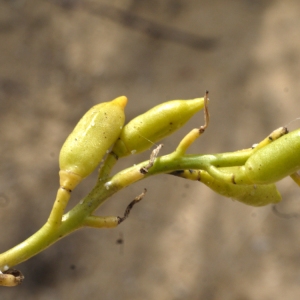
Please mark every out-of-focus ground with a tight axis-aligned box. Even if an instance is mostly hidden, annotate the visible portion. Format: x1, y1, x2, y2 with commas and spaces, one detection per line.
1, 0, 300, 299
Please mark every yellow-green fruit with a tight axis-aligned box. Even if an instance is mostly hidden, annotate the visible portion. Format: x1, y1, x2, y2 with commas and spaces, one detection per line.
59, 96, 127, 189
112, 98, 205, 157
201, 167, 282, 206
170, 168, 281, 206
240, 128, 300, 184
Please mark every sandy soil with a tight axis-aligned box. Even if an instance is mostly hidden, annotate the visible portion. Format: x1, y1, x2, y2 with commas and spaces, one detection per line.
1, 0, 300, 299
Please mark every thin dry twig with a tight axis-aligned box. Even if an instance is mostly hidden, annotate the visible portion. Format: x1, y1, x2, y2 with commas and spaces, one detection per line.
118, 189, 147, 224
140, 144, 163, 174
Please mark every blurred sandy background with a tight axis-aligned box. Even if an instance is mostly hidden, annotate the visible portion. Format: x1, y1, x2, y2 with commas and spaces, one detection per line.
1, 0, 300, 299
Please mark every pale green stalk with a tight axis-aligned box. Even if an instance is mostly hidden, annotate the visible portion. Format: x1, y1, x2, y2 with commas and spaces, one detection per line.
0, 149, 252, 271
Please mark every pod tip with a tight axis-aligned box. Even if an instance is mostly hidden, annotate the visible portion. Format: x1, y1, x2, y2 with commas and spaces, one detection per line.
113, 96, 128, 109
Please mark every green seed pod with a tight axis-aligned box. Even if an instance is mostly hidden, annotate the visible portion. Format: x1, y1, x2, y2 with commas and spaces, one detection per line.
112, 97, 205, 157
171, 168, 281, 206
205, 167, 281, 206
234, 183, 281, 206
234, 128, 300, 185
59, 96, 127, 190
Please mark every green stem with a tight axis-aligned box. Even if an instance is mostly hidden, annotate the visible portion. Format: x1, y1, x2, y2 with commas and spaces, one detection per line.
98, 151, 118, 181
0, 149, 252, 271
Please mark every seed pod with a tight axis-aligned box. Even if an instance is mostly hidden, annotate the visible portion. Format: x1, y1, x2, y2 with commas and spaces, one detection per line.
204, 167, 281, 206
170, 168, 281, 206
59, 96, 127, 190
112, 97, 205, 157
234, 128, 300, 184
